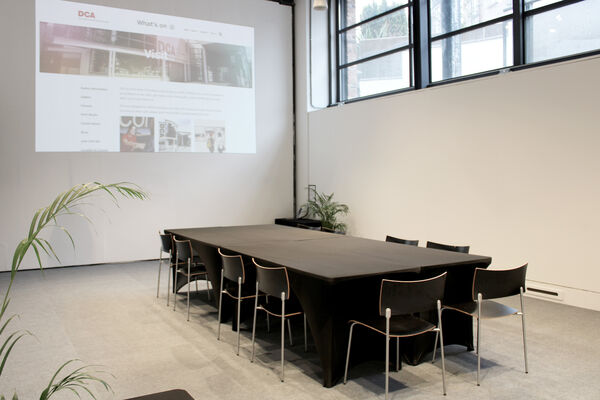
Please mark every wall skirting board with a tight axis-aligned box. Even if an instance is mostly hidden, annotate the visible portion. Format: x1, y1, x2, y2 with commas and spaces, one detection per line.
525, 280, 600, 312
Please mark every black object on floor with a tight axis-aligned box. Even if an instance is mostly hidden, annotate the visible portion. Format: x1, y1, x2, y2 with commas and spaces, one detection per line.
125, 389, 194, 400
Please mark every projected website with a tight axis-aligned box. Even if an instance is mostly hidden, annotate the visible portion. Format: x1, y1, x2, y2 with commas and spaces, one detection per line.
35, 0, 255, 153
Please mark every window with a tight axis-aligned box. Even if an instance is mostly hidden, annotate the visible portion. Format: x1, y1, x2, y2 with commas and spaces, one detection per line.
429, 0, 514, 82
334, 0, 600, 102
524, 0, 600, 63
337, 0, 413, 101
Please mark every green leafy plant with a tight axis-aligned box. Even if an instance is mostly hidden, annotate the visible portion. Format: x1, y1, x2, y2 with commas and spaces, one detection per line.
0, 182, 148, 399
305, 190, 349, 233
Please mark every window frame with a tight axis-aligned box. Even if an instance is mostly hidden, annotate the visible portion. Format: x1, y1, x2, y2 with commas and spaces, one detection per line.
335, 1, 416, 102
428, 0, 516, 83
332, 0, 600, 104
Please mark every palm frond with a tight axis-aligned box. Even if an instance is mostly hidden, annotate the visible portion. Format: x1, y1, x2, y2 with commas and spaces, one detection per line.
304, 189, 349, 233
0, 330, 31, 376
0, 181, 147, 393
39, 360, 113, 400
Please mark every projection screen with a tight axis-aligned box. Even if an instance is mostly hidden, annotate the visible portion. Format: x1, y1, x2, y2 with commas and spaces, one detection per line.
35, 0, 255, 153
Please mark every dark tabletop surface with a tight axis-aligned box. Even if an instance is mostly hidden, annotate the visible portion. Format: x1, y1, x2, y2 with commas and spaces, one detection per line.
167, 225, 491, 282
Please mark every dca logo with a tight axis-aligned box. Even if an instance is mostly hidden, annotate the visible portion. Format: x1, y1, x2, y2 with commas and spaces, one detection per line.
78, 10, 96, 18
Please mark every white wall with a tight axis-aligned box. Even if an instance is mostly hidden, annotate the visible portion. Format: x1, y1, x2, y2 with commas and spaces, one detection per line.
0, 0, 294, 271
295, 1, 600, 310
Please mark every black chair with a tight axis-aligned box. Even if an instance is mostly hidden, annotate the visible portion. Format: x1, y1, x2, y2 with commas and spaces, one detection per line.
157, 232, 176, 301
344, 273, 448, 398
426, 241, 470, 253
217, 248, 267, 356
251, 258, 307, 382
438, 264, 528, 386
172, 238, 211, 321
385, 235, 419, 246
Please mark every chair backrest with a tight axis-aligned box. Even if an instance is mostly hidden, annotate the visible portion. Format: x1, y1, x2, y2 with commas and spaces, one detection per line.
159, 232, 173, 253
473, 264, 528, 300
173, 236, 192, 262
252, 258, 291, 299
218, 248, 246, 283
379, 272, 447, 316
173, 238, 192, 262
385, 235, 419, 246
426, 241, 470, 254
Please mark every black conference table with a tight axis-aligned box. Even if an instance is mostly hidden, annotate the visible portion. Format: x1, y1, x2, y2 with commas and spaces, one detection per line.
166, 224, 491, 387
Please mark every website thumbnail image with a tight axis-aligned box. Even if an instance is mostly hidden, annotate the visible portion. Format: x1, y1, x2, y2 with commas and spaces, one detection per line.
40, 22, 253, 89
120, 116, 226, 153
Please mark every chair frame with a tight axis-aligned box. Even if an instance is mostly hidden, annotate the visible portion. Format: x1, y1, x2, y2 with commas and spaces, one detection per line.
385, 235, 419, 246
344, 273, 448, 398
438, 264, 528, 386
426, 240, 470, 253
217, 248, 268, 356
250, 258, 307, 382
172, 238, 210, 321
157, 231, 175, 301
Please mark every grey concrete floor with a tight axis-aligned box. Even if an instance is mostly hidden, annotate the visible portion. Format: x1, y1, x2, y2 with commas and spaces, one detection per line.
1, 261, 599, 399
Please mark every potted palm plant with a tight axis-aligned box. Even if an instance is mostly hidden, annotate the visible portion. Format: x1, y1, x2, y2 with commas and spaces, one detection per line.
1, 182, 148, 399
305, 190, 349, 234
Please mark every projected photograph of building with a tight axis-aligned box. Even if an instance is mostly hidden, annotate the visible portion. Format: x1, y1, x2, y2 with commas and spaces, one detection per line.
39, 22, 253, 87
158, 118, 193, 152
194, 121, 226, 153
119, 116, 154, 152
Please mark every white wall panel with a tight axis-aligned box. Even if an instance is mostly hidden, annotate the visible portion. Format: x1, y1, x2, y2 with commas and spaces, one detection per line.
0, 0, 294, 270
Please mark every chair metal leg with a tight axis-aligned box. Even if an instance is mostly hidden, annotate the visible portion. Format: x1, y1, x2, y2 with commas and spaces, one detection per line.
520, 287, 528, 374
303, 314, 308, 352
266, 295, 270, 333
186, 259, 191, 321
157, 250, 162, 298
344, 323, 355, 384
166, 258, 172, 307
437, 300, 447, 395
385, 308, 391, 400
251, 281, 259, 363
287, 319, 293, 346
173, 259, 179, 311
236, 277, 242, 356
280, 292, 286, 382
396, 337, 400, 372
206, 278, 211, 301
432, 329, 440, 363
195, 280, 198, 293
217, 270, 224, 340
477, 293, 482, 386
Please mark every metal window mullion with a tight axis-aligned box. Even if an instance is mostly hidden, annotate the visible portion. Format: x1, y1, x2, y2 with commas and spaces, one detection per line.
409, 3, 414, 87
414, 0, 430, 89
430, 14, 513, 42
328, 0, 334, 105
339, 2, 412, 33
513, 0, 524, 66
337, 0, 344, 102
338, 44, 413, 70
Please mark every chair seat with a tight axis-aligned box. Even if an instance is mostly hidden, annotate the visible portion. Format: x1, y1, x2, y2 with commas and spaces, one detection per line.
176, 263, 208, 278
445, 300, 518, 319
175, 255, 203, 265
223, 283, 263, 300
258, 298, 303, 317
350, 315, 436, 338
